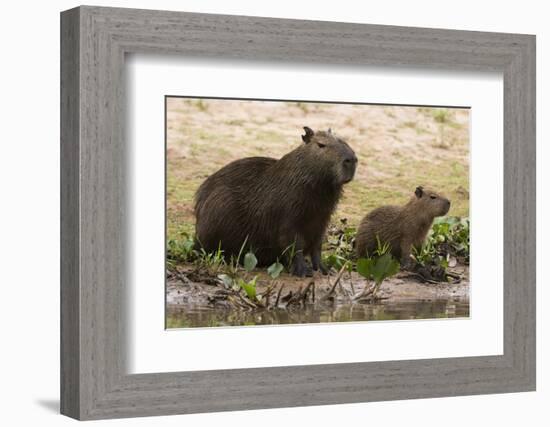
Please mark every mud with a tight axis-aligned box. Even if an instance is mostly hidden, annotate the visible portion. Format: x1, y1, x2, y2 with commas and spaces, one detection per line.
166, 264, 469, 328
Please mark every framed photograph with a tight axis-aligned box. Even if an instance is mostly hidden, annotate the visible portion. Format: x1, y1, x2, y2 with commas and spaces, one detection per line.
164, 97, 471, 329
61, 6, 536, 420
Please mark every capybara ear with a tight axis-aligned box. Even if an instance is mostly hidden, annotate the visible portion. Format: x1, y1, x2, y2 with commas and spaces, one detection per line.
302, 126, 314, 143
415, 186, 424, 198
327, 128, 332, 134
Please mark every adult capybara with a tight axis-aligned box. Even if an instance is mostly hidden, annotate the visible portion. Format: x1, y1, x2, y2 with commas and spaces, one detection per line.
355, 186, 451, 266
194, 127, 357, 276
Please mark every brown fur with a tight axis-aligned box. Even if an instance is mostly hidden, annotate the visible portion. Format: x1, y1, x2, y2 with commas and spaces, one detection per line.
194, 127, 357, 276
355, 186, 451, 265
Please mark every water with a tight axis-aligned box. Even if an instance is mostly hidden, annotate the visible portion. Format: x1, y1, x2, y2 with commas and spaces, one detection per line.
166, 299, 469, 329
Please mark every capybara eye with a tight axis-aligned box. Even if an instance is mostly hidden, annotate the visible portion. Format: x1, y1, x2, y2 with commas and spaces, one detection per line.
430, 195, 437, 199
317, 142, 326, 148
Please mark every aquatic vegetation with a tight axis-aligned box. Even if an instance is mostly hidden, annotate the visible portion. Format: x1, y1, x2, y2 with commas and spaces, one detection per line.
354, 238, 400, 300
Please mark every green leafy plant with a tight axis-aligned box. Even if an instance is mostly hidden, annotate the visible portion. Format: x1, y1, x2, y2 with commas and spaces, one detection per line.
218, 243, 264, 305
411, 239, 437, 267
217, 273, 234, 289
225, 236, 250, 277
267, 260, 284, 279
166, 232, 196, 265
354, 237, 400, 300
323, 253, 352, 272
323, 219, 356, 271
356, 253, 400, 287
238, 276, 258, 300
280, 242, 297, 273
195, 243, 225, 276
429, 216, 470, 262
409, 217, 470, 282
243, 251, 258, 272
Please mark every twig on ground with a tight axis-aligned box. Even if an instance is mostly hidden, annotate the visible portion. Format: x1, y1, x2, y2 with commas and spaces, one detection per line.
338, 279, 352, 303
301, 281, 315, 306
321, 263, 348, 301
353, 283, 376, 301
348, 270, 355, 295
227, 295, 249, 310
286, 285, 303, 308
404, 271, 461, 285
445, 271, 462, 282
237, 291, 259, 309
274, 283, 285, 308
260, 283, 276, 308
168, 267, 190, 285
281, 290, 293, 303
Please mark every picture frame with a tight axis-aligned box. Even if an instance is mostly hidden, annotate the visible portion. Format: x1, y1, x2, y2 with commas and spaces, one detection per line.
60, 5, 536, 420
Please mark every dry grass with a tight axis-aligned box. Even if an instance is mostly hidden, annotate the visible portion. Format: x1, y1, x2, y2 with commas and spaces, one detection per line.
167, 98, 470, 240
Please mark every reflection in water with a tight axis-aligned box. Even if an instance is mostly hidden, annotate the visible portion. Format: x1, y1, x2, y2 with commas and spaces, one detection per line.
166, 299, 469, 329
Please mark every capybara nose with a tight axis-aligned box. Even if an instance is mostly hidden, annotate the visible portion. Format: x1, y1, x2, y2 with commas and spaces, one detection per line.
446, 199, 451, 207
344, 155, 358, 165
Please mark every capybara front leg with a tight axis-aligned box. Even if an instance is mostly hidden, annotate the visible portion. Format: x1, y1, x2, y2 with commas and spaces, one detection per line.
399, 239, 415, 270
291, 235, 312, 277
311, 243, 328, 275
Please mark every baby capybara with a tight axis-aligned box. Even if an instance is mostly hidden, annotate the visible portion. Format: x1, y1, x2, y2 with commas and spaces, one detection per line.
355, 186, 451, 266
194, 127, 357, 276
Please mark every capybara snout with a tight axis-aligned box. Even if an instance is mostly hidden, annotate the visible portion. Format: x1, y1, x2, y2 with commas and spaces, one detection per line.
341, 153, 358, 183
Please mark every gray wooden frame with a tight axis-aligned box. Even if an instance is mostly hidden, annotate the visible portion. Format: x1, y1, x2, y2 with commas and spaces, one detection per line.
60, 5, 536, 420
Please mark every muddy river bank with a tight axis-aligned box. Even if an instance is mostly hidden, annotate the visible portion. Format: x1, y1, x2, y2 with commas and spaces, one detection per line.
166, 264, 469, 328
